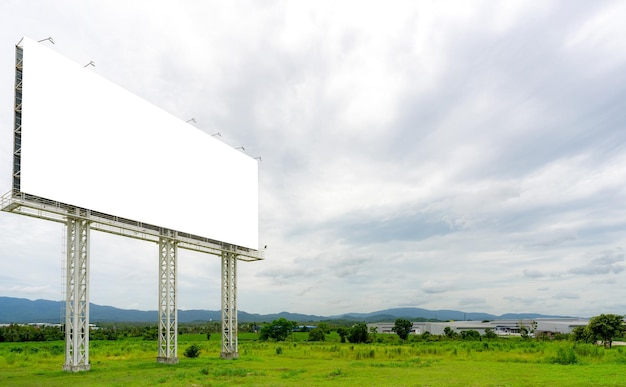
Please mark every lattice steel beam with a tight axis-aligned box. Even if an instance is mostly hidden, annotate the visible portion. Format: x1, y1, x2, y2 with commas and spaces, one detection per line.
157, 231, 178, 364
63, 215, 90, 372
221, 247, 238, 359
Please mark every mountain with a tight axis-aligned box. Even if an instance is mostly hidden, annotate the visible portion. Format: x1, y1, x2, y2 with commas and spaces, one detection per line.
0, 296, 572, 324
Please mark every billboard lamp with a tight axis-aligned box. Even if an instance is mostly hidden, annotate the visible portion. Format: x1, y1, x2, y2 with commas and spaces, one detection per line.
37, 37, 55, 44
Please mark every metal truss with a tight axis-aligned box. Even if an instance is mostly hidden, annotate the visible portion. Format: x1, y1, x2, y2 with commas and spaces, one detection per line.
221, 247, 238, 359
63, 215, 91, 372
1, 192, 262, 368
157, 231, 178, 364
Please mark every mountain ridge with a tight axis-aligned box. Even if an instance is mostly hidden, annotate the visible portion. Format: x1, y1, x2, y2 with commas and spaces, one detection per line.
0, 296, 575, 324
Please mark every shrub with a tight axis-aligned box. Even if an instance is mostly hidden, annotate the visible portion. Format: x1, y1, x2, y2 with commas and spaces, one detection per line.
551, 347, 577, 364
184, 344, 201, 358
308, 328, 326, 342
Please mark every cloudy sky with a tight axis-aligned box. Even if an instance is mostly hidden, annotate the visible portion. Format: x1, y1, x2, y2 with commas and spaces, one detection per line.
1, 0, 626, 318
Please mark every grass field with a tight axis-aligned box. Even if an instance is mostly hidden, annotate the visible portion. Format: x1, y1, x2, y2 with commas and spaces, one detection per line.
1, 333, 626, 386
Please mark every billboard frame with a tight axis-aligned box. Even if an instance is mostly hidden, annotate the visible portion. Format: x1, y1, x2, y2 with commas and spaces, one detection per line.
2, 38, 262, 371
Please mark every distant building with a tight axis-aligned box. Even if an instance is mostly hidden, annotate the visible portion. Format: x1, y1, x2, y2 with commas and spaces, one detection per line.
368, 318, 589, 336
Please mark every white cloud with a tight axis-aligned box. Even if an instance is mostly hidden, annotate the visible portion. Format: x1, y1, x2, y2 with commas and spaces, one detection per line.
1, 0, 626, 318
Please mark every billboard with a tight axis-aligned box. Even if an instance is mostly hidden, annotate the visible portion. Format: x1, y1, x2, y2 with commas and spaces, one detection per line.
17, 37, 258, 250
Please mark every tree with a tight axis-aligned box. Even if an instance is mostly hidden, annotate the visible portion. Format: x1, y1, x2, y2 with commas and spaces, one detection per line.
443, 326, 458, 339
317, 322, 331, 334
308, 328, 326, 342
517, 320, 537, 339
259, 318, 297, 341
460, 330, 481, 341
572, 326, 594, 343
484, 328, 497, 340
392, 319, 413, 341
336, 327, 349, 343
586, 314, 625, 349
348, 323, 369, 343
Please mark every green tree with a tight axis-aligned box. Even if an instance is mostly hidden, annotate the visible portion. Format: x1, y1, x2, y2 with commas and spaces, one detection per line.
484, 328, 497, 340
586, 314, 625, 349
317, 322, 331, 334
443, 326, 458, 339
308, 328, 326, 342
517, 320, 537, 339
392, 319, 413, 341
336, 327, 349, 343
572, 326, 594, 343
259, 318, 297, 341
348, 323, 369, 343
460, 330, 481, 341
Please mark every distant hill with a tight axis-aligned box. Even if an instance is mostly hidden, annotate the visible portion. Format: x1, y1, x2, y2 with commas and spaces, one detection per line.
0, 296, 572, 324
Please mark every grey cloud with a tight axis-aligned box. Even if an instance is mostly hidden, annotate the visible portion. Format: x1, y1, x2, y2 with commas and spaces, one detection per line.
553, 292, 580, 300
503, 296, 538, 306
523, 269, 545, 279
458, 298, 486, 306
568, 249, 624, 275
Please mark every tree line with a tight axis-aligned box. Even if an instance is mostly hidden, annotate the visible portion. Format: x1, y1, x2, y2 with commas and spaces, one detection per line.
2, 314, 623, 346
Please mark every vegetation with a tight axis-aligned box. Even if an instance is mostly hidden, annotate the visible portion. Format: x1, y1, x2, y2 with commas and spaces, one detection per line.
259, 318, 297, 341
585, 314, 625, 348
2, 330, 626, 386
392, 318, 413, 341
183, 343, 201, 358
347, 323, 369, 344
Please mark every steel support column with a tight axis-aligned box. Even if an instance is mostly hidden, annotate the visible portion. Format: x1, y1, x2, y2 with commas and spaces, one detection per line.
221, 247, 238, 359
157, 231, 178, 364
63, 216, 91, 372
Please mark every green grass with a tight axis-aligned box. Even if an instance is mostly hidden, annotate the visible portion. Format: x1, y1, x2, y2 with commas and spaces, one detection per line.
1, 336, 626, 386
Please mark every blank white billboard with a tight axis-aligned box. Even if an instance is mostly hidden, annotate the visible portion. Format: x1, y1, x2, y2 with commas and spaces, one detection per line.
18, 37, 258, 250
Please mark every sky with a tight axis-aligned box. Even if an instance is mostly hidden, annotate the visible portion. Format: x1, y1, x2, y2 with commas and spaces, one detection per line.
1, 0, 626, 318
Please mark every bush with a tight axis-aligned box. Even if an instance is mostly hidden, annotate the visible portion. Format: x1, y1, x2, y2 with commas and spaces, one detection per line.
308, 328, 326, 342
551, 347, 577, 364
184, 344, 201, 358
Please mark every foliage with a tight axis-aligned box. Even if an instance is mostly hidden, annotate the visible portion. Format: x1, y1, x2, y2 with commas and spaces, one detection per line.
392, 319, 413, 341
460, 330, 481, 341
336, 327, 349, 343
551, 347, 578, 364
0, 324, 64, 342
142, 326, 158, 341
317, 322, 331, 334
347, 323, 370, 344
443, 326, 458, 339
484, 328, 497, 340
572, 326, 594, 344
517, 320, 537, 339
586, 314, 625, 348
259, 318, 297, 341
183, 343, 201, 358
3, 336, 626, 385
308, 328, 326, 342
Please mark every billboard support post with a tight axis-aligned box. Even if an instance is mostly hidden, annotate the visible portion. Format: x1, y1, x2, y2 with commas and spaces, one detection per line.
220, 246, 238, 359
63, 213, 91, 372
157, 230, 178, 364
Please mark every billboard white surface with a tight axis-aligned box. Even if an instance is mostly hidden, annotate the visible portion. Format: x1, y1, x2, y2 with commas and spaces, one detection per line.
18, 37, 258, 249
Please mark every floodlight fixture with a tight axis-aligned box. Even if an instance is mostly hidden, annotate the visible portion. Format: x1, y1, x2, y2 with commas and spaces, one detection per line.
254, 156, 262, 161
236, 146, 245, 152
84, 61, 95, 68
211, 132, 221, 137
37, 37, 55, 44
186, 118, 196, 123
